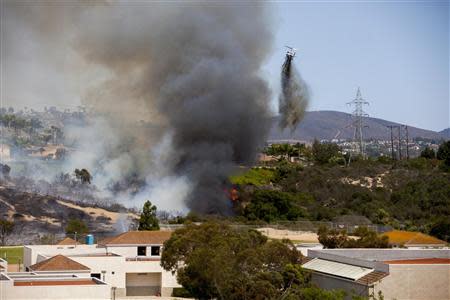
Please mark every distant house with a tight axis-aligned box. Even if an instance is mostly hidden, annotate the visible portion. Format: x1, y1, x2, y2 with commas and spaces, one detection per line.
258, 153, 278, 162
23, 230, 181, 298
0, 144, 11, 161
381, 230, 447, 248
303, 248, 450, 300
27, 145, 67, 160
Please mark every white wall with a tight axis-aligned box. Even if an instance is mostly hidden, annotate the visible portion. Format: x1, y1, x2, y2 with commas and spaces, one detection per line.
105, 245, 161, 258
375, 264, 450, 300
70, 255, 127, 289
1, 280, 111, 300
69, 254, 180, 289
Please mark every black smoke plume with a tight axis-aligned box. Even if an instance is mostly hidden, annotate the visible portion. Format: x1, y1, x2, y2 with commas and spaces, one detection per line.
3, 2, 274, 215
279, 52, 310, 131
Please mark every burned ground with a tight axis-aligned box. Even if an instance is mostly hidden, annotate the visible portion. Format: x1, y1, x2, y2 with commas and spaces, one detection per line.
0, 184, 136, 245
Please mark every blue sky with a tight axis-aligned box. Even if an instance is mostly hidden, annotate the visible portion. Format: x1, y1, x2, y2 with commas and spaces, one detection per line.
264, 0, 449, 131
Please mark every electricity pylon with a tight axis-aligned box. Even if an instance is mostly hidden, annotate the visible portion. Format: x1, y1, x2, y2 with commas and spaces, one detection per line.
347, 87, 369, 158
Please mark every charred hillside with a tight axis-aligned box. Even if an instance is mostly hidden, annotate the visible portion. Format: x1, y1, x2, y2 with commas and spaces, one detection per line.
0, 184, 136, 245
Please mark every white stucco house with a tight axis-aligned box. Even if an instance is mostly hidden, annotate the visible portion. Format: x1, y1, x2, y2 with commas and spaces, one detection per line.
22, 230, 181, 298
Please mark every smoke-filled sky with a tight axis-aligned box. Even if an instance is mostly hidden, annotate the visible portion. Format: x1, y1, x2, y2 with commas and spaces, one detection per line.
1, 0, 275, 214
2, 1, 448, 131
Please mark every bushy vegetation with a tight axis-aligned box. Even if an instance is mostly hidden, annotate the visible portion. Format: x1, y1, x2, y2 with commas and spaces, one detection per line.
243, 190, 310, 222
318, 226, 390, 249
65, 218, 89, 235
138, 200, 159, 231
231, 142, 450, 237
229, 168, 275, 186
161, 222, 348, 300
0, 219, 14, 246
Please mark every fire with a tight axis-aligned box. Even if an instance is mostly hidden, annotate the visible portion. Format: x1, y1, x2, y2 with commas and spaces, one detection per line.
224, 187, 239, 202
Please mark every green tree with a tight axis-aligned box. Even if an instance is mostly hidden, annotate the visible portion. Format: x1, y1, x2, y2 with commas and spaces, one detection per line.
138, 200, 159, 231
312, 140, 341, 165
65, 219, 89, 236
437, 141, 450, 167
429, 218, 450, 243
420, 146, 436, 159
0, 219, 14, 246
161, 222, 344, 300
74, 168, 92, 184
318, 226, 389, 249
317, 226, 349, 249
244, 190, 306, 222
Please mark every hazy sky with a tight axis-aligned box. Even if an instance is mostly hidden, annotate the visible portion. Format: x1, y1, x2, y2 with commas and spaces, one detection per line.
265, 0, 449, 131
2, 0, 449, 131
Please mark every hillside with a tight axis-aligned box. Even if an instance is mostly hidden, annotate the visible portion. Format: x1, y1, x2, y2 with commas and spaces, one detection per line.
269, 111, 447, 141
231, 156, 450, 239
440, 128, 450, 139
0, 185, 137, 244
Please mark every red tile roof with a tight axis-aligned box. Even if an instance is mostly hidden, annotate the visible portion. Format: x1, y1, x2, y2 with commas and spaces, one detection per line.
384, 258, 450, 265
99, 231, 172, 246
381, 230, 447, 246
14, 279, 98, 286
29, 255, 90, 272
57, 237, 79, 245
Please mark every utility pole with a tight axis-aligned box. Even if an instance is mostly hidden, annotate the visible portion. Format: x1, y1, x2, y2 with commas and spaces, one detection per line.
387, 125, 395, 160
403, 125, 410, 160
347, 87, 369, 158
397, 126, 402, 160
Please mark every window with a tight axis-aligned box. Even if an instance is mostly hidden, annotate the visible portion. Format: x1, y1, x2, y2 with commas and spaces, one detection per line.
137, 246, 147, 256
151, 246, 160, 256
91, 273, 101, 279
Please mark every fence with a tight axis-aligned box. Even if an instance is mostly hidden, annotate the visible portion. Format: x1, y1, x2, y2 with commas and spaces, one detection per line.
160, 221, 392, 234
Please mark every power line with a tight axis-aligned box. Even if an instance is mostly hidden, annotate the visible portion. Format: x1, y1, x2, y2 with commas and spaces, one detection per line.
397, 126, 402, 160
403, 125, 410, 160
387, 125, 396, 160
347, 87, 369, 158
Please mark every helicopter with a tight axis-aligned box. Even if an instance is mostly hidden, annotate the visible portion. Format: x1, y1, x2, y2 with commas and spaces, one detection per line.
285, 45, 297, 58
282, 45, 297, 73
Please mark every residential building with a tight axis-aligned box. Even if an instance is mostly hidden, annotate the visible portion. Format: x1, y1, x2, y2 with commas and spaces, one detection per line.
303, 248, 450, 300
23, 230, 181, 298
0, 144, 11, 161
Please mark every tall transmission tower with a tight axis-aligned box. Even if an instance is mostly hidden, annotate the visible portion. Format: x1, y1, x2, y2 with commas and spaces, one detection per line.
347, 87, 369, 157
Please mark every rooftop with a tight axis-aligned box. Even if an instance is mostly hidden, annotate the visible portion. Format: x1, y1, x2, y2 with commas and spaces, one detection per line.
302, 258, 373, 281
384, 258, 450, 265
14, 278, 102, 286
99, 230, 172, 246
57, 237, 80, 245
29, 255, 90, 272
382, 230, 447, 246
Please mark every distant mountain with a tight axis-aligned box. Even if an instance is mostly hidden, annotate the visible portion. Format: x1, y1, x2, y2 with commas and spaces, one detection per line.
439, 128, 450, 139
269, 111, 448, 141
